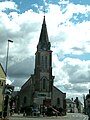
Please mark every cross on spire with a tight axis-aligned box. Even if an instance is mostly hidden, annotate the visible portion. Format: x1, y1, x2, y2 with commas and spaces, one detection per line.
43, 5, 46, 16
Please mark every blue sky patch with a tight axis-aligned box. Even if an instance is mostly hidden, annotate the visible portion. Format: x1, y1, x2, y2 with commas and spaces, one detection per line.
60, 53, 90, 61
70, 0, 90, 5
69, 13, 90, 24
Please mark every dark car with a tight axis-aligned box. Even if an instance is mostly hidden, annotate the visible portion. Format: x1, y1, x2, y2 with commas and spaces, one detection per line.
32, 108, 40, 116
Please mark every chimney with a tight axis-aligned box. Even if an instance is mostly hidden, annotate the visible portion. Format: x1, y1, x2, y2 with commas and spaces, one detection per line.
76, 97, 78, 100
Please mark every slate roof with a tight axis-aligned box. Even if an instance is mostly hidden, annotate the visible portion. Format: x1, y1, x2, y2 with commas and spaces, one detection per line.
37, 16, 51, 51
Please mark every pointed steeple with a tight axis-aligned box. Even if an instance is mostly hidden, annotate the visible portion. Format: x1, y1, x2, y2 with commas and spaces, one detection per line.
37, 16, 51, 51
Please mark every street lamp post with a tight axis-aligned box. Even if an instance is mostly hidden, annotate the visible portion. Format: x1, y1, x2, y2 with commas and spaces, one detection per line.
5, 40, 13, 77
2, 40, 13, 119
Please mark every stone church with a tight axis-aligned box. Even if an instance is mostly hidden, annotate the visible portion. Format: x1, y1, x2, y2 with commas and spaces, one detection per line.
16, 16, 66, 114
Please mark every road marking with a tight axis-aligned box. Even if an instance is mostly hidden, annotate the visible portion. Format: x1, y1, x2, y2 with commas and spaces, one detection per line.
67, 113, 88, 120
83, 116, 88, 120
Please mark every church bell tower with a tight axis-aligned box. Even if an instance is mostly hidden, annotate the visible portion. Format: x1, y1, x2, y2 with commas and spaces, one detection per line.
33, 16, 54, 106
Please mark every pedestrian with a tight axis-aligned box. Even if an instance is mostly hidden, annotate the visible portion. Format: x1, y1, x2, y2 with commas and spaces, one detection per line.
23, 110, 26, 116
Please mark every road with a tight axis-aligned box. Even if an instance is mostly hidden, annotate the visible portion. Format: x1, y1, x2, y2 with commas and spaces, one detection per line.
67, 113, 88, 120
9, 113, 88, 120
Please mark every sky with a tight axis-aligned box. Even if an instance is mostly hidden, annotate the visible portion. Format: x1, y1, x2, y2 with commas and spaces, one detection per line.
0, 0, 90, 102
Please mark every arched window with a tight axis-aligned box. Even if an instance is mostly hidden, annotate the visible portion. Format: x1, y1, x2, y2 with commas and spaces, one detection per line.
45, 56, 47, 68
1, 82, 3, 86
41, 56, 44, 67
69, 104, 71, 107
23, 96, 27, 104
57, 98, 60, 105
43, 78, 46, 89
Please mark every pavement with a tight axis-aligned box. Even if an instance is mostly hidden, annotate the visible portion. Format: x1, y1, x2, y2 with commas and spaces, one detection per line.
1, 113, 88, 120
0, 118, 9, 120
11, 113, 68, 118
11, 113, 23, 117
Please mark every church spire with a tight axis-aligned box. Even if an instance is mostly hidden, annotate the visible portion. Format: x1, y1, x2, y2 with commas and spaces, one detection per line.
37, 16, 51, 51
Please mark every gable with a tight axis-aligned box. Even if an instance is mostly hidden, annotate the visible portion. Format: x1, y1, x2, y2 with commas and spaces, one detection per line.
53, 86, 66, 97
0, 64, 6, 81
66, 99, 75, 104
40, 76, 49, 81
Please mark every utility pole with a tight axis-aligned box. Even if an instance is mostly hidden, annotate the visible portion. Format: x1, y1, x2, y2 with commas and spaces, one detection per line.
2, 40, 13, 120
5, 40, 13, 77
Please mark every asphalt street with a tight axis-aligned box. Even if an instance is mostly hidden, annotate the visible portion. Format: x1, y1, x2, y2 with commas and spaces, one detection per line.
9, 113, 88, 120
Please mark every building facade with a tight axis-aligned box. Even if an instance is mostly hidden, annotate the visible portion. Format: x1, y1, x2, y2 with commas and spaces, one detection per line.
52, 86, 66, 109
66, 98, 77, 113
74, 97, 83, 113
86, 89, 90, 118
16, 16, 66, 114
0, 63, 6, 117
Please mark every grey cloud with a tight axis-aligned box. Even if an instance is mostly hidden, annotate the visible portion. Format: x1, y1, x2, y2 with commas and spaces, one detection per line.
8, 56, 34, 78
72, 47, 85, 52
64, 83, 88, 93
69, 69, 90, 84
4, 56, 35, 88
73, 85, 88, 93
11, 77, 27, 88
62, 60, 90, 84
50, 31, 67, 44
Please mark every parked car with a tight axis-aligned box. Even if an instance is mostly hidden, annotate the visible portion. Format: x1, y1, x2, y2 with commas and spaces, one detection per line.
32, 108, 40, 116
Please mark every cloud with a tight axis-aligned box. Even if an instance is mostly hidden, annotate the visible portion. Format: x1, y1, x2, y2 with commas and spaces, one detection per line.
53, 57, 90, 95
7, 56, 35, 87
8, 57, 34, 77
0, 1, 18, 12
43, 2, 90, 57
